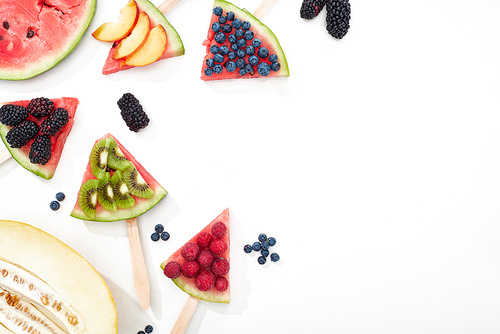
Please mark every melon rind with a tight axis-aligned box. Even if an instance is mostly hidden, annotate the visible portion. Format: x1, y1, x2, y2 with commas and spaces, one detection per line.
0, 0, 96, 81
0, 220, 118, 333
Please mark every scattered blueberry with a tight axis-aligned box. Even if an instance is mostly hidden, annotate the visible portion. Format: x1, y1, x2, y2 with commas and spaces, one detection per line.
268, 237, 276, 246
271, 62, 281, 72
236, 38, 246, 48
242, 20, 251, 30
261, 249, 269, 257
228, 34, 237, 43
225, 61, 236, 72
151, 232, 160, 242
258, 256, 267, 265
161, 232, 170, 241
235, 28, 244, 38
236, 49, 246, 58
218, 15, 227, 24
138, 331, 145, 334
269, 54, 278, 63
248, 55, 259, 66
228, 51, 236, 60
210, 45, 219, 54
258, 233, 267, 242
245, 45, 255, 55
236, 58, 246, 68
206, 58, 215, 67
219, 45, 229, 55
270, 253, 280, 262
222, 24, 232, 33
252, 242, 262, 251
213, 6, 223, 16
50, 201, 60, 211
261, 241, 269, 250
145, 325, 153, 333
55, 192, 65, 201
155, 224, 164, 233
213, 64, 223, 74
244, 233, 280, 264
227, 11, 235, 21
232, 18, 242, 29
244, 244, 253, 253
257, 47, 269, 59
204, 67, 213, 76
214, 53, 224, 63
252, 38, 262, 48
244, 30, 254, 40
257, 62, 271, 76
211, 22, 221, 33
214, 32, 226, 44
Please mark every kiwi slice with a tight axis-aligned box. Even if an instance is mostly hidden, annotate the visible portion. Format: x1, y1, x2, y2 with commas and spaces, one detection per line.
97, 172, 117, 212
90, 138, 112, 179
111, 170, 135, 209
123, 166, 154, 199
108, 141, 133, 171
78, 179, 99, 220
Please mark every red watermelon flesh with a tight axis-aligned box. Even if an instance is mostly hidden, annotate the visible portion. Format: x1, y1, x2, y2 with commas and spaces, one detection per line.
160, 209, 230, 303
201, 0, 289, 80
70, 133, 167, 222
101, 0, 185, 75
0, 97, 78, 179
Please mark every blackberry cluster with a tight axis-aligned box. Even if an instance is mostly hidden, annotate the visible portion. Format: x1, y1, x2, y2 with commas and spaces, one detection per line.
0, 104, 28, 126
5, 120, 39, 148
40, 107, 69, 136
27, 97, 54, 118
326, 0, 351, 39
300, 0, 326, 19
29, 135, 52, 165
117, 93, 150, 132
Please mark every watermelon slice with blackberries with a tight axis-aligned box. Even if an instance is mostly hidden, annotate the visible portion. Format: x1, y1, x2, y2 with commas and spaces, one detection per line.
161, 209, 230, 303
70, 133, 167, 222
0, 97, 78, 179
201, 0, 289, 80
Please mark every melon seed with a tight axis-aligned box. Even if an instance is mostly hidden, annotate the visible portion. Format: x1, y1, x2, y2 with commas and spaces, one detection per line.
26, 30, 34, 38
2, 21, 8, 29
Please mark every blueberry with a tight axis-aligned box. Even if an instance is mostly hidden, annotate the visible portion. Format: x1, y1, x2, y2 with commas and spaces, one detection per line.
261, 249, 269, 257
214, 53, 224, 63
238, 68, 246, 76
228, 34, 237, 43
244, 30, 254, 40
210, 45, 219, 54
50, 201, 60, 211
218, 15, 227, 24
236, 38, 246, 48
236, 49, 246, 58
235, 28, 244, 38
145, 325, 153, 333
231, 43, 239, 51
242, 21, 251, 30
154, 224, 164, 233
222, 24, 232, 33
225, 61, 236, 72
248, 55, 259, 66
261, 241, 269, 250
269, 54, 278, 63
252, 38, 261, 48
227, 11, 235, 21
268, 237, 276, 246
228, 51, 236, 60
252, 242, 261, 251
204, 67, 213, 76
138, 331, 146, 334
244, 64, 254, 74
270, 253, 280, 262
213, 6, 223, 16
214, 32, 226, 44
257, 62, 271, 76
206, 58, 215, 67
244, 244, 253, 253
213, 64, 223, 74
257, 47, 269, 59
232, 18, 242, 29
161, 232, 170, 241
258, 233, 267, 242
211, 22, 221, 33
151, 232, 160, 242
258, 256, 266, 265
219, 45, 229, 55
55, 192, 65, 201
236, 58, 245, 68
245, 45, 255, 55
271, 62, 281, 72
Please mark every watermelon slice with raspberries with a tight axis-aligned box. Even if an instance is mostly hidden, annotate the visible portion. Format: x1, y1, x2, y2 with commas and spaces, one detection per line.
161, 209, 230, 303
100, 0, 185, 75
201, 0, 289, 80
0, 0, 96, 80
0, 97, 78, 179
70, 133, 167, 222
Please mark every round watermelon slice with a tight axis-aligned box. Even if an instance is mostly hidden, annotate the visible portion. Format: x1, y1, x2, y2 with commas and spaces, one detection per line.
0, 97, 78, 179
70, 133, 167, 222
0, 0, 96, 80
160, 209, 230, 303
201, 0, 289, 80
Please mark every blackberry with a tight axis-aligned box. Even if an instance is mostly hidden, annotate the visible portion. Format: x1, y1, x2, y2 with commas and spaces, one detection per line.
27, 97, 54, 118
117, 93, 150, 132
325, 0, 351, 39
300, 0, 326, 19
6, 120, 39, 148
40, 107, 69, 136
0, 104, 29, 126
29, 135, 52, 165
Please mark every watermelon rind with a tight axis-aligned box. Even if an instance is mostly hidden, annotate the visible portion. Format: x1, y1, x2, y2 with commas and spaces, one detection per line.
0, 0, 96, 81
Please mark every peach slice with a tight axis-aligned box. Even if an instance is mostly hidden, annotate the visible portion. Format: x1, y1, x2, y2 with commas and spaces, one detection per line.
113, 11, 151, 59
124, 25, 167, 67
92, 0, 139, 42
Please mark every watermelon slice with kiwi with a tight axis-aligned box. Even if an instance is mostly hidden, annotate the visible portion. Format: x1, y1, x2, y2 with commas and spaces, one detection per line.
0, 0, 96, 80
99, 0, 185, 75
70, 133, 167, 222
201, 0, 289, 80
160, 209, 230, 303
0, 97, 78, 179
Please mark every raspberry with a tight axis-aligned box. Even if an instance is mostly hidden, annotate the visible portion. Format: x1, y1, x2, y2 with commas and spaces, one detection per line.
181, 261, 200, 278
215, 276, 229, 292
40, 107, 69, 136
195, 269, 216, 291
209, 238, 227, 255
29, 135, 52, 165
211, 257, 230, 276
196, 232, 213, 249
117, 93, 150, 132
5, 120, 39, 148
211, 221, 227, 238
0, 104, 28, 126
181, 242, 200, 261
197, 249, 214, 267
27, 97, 54, 118
163, 261, 181, 279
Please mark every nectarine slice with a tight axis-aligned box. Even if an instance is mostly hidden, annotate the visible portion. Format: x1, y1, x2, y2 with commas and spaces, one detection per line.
113, 11, 151, 59
92, 0, 139, 42
124, 25, 167, 67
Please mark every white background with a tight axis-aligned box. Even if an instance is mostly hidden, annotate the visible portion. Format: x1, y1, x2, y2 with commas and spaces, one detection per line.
1, 0, 500, 333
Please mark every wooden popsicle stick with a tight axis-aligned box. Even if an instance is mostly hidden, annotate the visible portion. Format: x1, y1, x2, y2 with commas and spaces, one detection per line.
170, 296, 199, 334
127, 217, 150, 309
253, 0, 277, 20
158, 0, 183, 14
0, 147, 11, 165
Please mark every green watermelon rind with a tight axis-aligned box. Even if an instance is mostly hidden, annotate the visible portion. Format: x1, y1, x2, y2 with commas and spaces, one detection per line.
0, 0, 97, 81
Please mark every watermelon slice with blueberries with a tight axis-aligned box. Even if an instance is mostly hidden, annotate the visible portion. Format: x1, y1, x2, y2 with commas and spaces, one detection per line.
201, 0, 289, 80
0, 0, 96, 80
0, 97, 78, 179
70, 133, 167, 222
161, 209, 230, 303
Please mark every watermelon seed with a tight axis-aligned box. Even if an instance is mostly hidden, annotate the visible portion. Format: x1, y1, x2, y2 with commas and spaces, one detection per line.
0, 36, 3, 41
2, 21, 8, 30
26, 30, 34, 38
